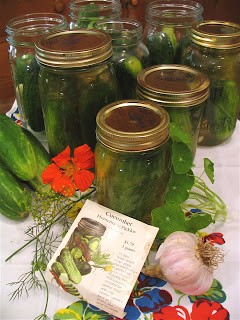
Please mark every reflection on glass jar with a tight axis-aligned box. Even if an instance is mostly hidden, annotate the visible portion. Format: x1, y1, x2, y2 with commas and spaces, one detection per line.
143, 0, 203, 65
35, 30, 118, 156
95, 100, 171, 224
136, 65, 210, 157
95, 19, 149, 99
181, 20, 240, 146
69, 0, 122, 29
5, 13, 68, 142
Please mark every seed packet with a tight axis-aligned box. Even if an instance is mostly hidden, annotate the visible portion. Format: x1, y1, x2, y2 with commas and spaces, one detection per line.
46, 200, 158, 318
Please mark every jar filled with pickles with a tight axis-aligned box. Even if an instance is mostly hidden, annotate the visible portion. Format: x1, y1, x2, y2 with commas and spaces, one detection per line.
181, 20, 240, 146
136, 65, 210, 157
69, 0, 122, 29
143, 0, 203, 65
95, 19, 149, 99
6, 13, 68, 141
35, 30, 118, 156
95, 100, 171, 224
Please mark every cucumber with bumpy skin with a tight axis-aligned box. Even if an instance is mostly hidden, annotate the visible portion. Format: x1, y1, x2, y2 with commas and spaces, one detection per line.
59, 248, 82, 284
0, 114, 37, 181
21, 127, 52, 193
0, 160, 31, 220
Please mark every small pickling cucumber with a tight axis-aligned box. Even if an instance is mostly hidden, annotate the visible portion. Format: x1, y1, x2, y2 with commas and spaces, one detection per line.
0, 160, 31, 220
59, 248, 82, 284
0, 114, 37, 181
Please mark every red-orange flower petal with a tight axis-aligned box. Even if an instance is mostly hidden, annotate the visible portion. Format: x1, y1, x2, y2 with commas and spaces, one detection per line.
51, 175, 77, 197
52, 146, 71, 168
42, 163, 62, 184
73, 144, 95, 170
73, 169, 94, 192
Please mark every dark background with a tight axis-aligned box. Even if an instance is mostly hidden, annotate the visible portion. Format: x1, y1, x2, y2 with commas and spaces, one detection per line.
0, 0, 239, 114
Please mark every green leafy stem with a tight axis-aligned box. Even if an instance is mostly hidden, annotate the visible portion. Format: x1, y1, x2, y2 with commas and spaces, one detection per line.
151, 123, 227, 240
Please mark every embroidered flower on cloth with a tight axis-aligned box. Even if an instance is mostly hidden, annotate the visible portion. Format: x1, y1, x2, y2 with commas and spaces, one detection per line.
42, 144, 95, 197
202, 233, 225, 246
153, 299, 230, 320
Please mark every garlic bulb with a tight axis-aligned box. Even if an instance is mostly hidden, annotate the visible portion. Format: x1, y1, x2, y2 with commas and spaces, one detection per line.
143, 231, 224, 295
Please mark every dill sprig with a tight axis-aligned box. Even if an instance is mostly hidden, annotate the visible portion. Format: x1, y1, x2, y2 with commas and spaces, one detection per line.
6, 187, 95, 319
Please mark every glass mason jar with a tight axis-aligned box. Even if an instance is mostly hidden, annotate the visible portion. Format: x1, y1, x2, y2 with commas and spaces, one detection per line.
143, 0, 203, 65
68, 218, 106, 263
69, 0, 122, 29
95, 19, 149, 99
136, 65, 210, 157
95, 100, 171, 223
35, 30, 118, 156
181, 20, 240, 146
6, 13, 68, 141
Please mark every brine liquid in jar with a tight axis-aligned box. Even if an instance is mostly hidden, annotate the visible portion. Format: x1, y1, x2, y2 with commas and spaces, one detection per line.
95, 100, 171, 224
181, 20, 240, 146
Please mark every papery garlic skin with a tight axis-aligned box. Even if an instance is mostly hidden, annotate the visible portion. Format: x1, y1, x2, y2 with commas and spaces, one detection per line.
155, 231, 214, 295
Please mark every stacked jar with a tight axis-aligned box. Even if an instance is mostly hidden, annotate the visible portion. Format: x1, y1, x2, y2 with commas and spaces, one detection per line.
35, 30, 118, 156
136, 65, 210, 157
181, 20, 240, 146
69, 0, 122, 29
143, 0, 203, 65
6, 13, 68, 141
95, 19, 149, 99
95, 100, 171, 223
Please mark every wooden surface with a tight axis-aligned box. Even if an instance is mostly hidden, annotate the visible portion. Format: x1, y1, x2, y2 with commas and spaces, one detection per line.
0, 0, 239, 114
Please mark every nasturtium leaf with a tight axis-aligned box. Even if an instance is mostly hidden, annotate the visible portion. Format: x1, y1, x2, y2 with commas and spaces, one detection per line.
53, 308, 81, 320
171, 142, 193, 174
169, 122, 191, 146
189, 279, 226, 303
185, 212, 213, 234
151, 202, 188, 239
165, 170, 195, 203
204, 158, 215, 184
165, 187, 189, 204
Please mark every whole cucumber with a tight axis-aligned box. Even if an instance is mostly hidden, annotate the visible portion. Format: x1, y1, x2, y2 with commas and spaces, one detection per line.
21, 127, 52, 193
59, 248, 82, 284
0, 115, 37, 181
0, 160, 31, 220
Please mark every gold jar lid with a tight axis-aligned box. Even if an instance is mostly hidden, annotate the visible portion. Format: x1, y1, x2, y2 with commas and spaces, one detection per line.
136, 65, 210, 107
96, 100, 170, 152
35, 29, 113, 68
190, 20, 240, 49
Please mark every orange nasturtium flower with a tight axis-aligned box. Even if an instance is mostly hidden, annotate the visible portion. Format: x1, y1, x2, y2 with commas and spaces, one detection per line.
41, 144, 95, 197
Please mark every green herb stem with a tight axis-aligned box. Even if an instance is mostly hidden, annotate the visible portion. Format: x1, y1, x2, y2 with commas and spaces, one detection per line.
5, 210, 67, 262
5, 188, 96, 262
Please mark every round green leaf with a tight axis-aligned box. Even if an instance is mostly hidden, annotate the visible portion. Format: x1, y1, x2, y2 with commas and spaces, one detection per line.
171, 142, 193, 174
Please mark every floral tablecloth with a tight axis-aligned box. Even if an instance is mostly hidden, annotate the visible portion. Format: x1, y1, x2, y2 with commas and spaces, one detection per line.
1, 104, 239, 320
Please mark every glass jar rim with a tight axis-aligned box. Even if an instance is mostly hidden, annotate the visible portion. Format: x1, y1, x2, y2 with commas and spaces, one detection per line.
6, 12, 67, 36
95, 18, 143, 45
69, 0, 122, 10
145, 0, 203, 25
6, 13, 68, 47
190, 20, 240, 49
